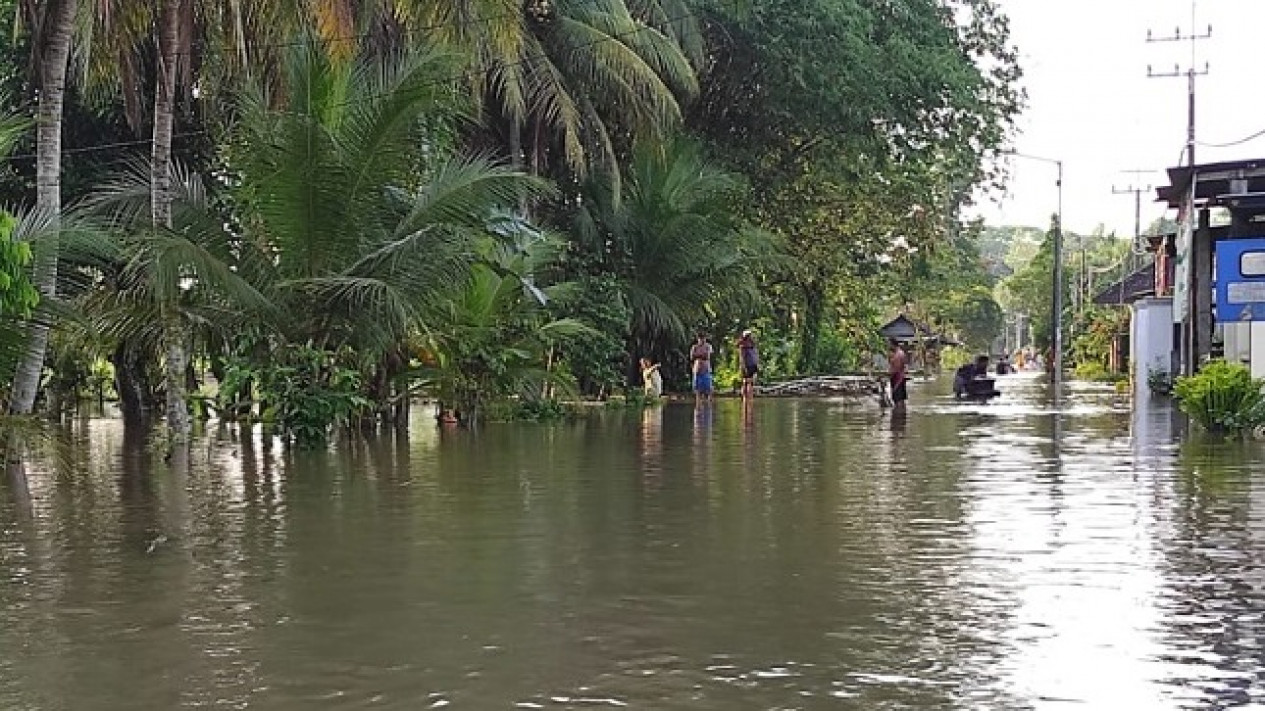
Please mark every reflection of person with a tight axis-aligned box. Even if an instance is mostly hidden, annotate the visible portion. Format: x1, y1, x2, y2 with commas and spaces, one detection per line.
889, 406, 907, 435
737, 329, 760, 399
640, 404, 664, 481
888, 340, 909, 412
640, 357, 663, 398
690, 333, 714, 404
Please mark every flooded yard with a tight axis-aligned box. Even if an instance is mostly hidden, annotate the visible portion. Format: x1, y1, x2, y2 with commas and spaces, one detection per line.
3, 373, 1265, 709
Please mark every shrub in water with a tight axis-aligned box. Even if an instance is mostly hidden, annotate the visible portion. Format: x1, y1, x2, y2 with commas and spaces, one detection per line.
1173, 361, 1265, 434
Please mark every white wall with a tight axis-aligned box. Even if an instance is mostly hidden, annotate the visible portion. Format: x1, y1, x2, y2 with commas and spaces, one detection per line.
1132, 297, 1173, 399
1225, 322, 1252, 366
1252, 323, 1265, 380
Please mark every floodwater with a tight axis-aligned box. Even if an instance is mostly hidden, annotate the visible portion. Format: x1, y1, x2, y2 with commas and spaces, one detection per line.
4, 373, 1265, 710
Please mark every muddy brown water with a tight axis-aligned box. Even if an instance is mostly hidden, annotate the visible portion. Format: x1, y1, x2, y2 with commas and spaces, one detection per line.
3, 373, 1265, 709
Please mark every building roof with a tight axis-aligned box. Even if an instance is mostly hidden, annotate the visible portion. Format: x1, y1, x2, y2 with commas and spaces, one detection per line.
1093, 263, 1156, 306
878, 314, 961, 346
878, 314, 923, 340
1156, 158, 1265, 209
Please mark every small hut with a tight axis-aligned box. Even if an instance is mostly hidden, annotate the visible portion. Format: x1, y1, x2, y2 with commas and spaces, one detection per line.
878, 314, 958, 373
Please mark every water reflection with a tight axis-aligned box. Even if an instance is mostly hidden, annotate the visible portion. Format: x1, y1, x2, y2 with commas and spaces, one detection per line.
3, 381, 1265, 708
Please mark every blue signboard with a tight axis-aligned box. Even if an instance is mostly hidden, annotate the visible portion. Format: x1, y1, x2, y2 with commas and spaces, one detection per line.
1215, 238, 1265, 322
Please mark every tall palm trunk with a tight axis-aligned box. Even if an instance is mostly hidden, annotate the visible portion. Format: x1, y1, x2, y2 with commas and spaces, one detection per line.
153, 0, 189, 443
8, 0, 78, 416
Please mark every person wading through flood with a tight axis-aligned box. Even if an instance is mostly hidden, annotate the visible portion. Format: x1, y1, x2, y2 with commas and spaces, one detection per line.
737, 329, 759, 399
953, 354, 991, 399
888, 339, 909, 412
640, 357, 663, 399
691, 332, 715, 405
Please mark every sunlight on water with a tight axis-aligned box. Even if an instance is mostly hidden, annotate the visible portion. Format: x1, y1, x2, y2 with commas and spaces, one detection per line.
4, 375, 1265, 709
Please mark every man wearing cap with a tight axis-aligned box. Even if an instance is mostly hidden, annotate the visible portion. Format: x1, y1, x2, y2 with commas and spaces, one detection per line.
737, 329, 760, 399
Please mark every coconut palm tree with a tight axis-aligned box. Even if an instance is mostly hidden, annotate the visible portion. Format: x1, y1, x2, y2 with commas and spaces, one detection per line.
207, 37, 555, 433
420, 226, 590, 422
415, 0, 702, 183
573, 137, 779, 369
8, 0, 80, 416
226, 38, 550, 342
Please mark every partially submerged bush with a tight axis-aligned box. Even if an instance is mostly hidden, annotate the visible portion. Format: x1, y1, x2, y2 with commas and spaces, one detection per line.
1073, 361, 1127, 384
1173, 361, 1265, 434
1147, 368, 1174, 396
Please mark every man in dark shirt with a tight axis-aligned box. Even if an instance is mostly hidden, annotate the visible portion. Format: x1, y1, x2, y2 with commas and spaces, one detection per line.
953, 355, 991, 399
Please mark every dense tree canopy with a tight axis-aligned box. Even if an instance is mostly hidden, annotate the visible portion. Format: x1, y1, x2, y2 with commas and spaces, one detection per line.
0, 0, 1025, 439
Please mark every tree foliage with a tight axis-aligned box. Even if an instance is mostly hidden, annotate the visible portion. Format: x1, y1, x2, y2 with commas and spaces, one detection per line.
0, 0, 1027, 436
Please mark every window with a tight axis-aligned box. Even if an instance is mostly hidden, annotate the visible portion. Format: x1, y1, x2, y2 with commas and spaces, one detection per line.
1241, 250, 1265, 277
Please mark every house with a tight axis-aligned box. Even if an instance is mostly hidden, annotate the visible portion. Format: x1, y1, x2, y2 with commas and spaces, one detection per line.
877, 314, 960, 373
1155, 158, 1265, 379
1092, 234, 1174, 389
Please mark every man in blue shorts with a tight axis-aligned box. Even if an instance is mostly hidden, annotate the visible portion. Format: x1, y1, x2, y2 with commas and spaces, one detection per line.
690, 332, 714, 404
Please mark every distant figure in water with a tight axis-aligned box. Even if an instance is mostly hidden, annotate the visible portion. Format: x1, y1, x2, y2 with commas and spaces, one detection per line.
640, 357, 663, 399
888, 339, 909, 412
690, 333, 715, 404
953, 355, 991, 399
737, 329, 760, 399
996, 355, 1012, 376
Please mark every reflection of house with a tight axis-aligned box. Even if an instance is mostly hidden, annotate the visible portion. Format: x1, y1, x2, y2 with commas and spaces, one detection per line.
878, 314, 960, 373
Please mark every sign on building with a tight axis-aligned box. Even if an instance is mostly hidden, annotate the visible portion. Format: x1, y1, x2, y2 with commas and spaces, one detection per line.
1214, 238, 1265, 322
1173, 219, 1191, 323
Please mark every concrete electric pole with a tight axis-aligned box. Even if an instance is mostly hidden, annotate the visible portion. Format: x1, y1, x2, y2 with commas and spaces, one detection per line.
1146, 5, 1211, 168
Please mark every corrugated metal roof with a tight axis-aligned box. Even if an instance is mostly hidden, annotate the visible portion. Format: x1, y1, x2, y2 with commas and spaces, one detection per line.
1093, 263, 1156, 305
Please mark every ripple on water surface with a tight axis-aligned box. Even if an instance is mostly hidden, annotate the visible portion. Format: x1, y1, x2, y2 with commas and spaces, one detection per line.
3, 375, 1265, 709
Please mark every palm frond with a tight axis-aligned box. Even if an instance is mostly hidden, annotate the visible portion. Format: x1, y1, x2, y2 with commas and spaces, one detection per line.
391, 156, 554, 239
0, 100, 30, 160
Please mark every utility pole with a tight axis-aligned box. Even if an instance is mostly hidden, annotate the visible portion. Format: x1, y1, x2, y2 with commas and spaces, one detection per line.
1147, 2, 1210, 376
1146, 6, 1211, 167
1111, 178, 1154, 307
1005, 151, 1063, 386
1112, 170, 1157, 255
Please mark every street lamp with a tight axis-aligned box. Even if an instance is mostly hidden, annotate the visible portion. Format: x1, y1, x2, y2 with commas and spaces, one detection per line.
1004, 151, 1064, 386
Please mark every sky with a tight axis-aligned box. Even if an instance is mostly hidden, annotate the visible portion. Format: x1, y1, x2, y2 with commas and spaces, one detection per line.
972, 0, 1265, 236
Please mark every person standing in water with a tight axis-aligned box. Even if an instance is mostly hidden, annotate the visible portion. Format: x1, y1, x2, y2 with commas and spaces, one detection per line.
737, 329, 760, 399
888, 339, 909, 412
640, 357, 663, 399
690, 332, 715, 404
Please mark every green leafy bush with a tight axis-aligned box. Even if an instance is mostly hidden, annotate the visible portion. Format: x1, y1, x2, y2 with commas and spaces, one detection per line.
0, 211, 38, 318
940, 346, 974, 371
222, 343, 374, 446
1147, 368, 1173, 396
509, 397, 575, 422
1173, 361, 1265, 434
1073, 361, 1126, 384
604, 391, 659, 409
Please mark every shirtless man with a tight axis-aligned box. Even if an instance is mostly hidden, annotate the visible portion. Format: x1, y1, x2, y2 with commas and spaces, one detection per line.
888, 340, 909, 412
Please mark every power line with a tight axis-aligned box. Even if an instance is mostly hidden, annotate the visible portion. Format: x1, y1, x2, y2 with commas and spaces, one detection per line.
1197, 127, 1265, 149
3, 132, 208, 162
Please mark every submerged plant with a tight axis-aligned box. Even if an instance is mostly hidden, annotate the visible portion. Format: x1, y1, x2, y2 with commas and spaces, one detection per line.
1173, 361, 1265, 435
